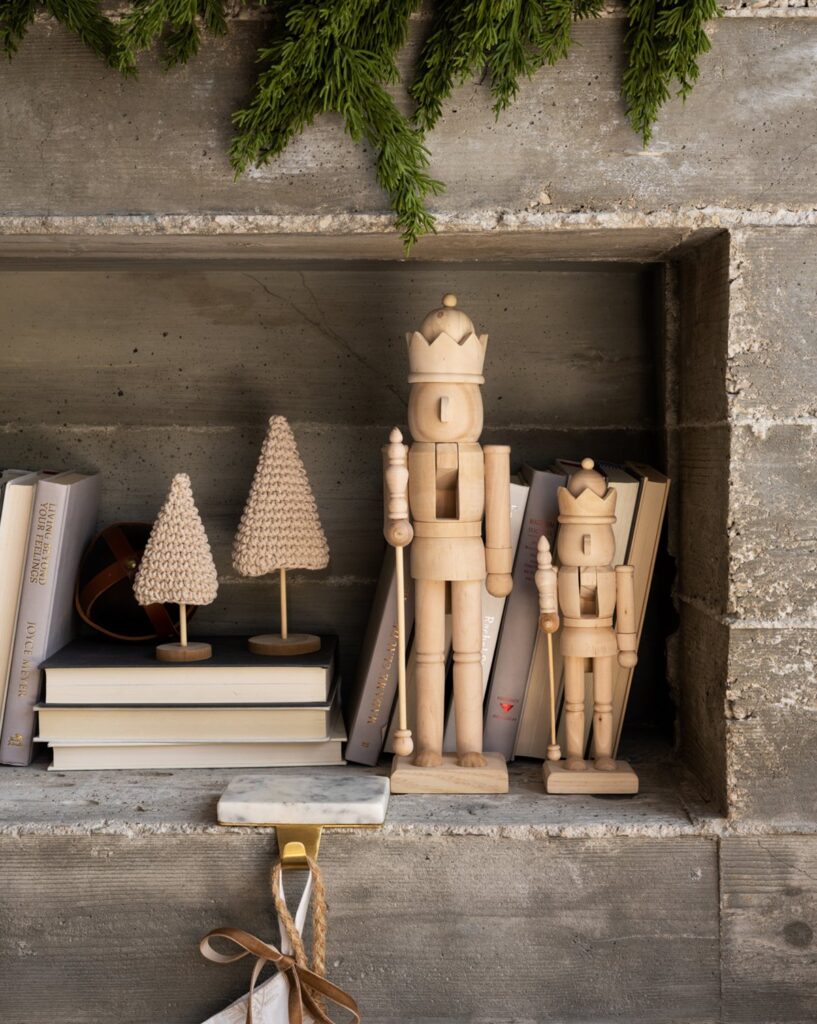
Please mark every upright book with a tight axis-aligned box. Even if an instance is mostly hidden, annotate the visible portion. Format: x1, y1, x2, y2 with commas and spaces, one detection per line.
608, 463, 670, 754
483, 464, 565, 760
343, 552, 414, 765
1, 472, 100, 765
43, 634, 337, 705
0, 471, 39, 733
443, 476, 529, 753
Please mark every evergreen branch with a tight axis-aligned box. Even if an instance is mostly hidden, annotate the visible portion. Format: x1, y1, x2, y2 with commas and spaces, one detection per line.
623, 0, 721, 144
0, 0, 38, 55
231, 0, 442, 252
117, 0, 230, 70
412, 0, 604, 131
45, 0, 119, 65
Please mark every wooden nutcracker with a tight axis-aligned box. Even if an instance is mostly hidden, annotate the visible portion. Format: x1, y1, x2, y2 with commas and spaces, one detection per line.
535, 459, 639, 794
387, 294, 511, 794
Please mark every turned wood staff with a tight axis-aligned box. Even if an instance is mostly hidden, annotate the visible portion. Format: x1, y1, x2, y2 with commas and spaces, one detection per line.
384, 428, 413, 757
535, 536, 562, 762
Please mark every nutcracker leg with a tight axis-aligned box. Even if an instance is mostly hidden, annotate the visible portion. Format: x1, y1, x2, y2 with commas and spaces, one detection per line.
563, 655, 587, 771
413, 578, 446, 768
592, 655, 616, 771
451, 579, 486, 768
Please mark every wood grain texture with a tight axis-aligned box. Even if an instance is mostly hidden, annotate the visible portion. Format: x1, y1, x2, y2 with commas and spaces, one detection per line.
0, 266, 660, 428
0, 20, 815, 214
0, 833, 720, 1023
722, 837, 817, 1023
390, 751, 509, 794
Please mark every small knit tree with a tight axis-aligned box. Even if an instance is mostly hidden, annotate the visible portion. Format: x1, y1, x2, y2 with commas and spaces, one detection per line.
233, 416, 329, 656
134, 473, 219, 662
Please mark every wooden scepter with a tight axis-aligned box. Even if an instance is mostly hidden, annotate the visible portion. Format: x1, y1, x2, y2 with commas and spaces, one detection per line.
384, 428, 413, 757
535, 536, 562, 762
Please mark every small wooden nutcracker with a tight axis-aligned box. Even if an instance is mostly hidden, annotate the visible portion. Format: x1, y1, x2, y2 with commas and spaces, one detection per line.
535, 459, 639, 794
387, 294, 512, 795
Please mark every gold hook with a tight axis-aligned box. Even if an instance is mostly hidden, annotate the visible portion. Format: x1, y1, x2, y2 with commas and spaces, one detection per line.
277, 824, 322, 869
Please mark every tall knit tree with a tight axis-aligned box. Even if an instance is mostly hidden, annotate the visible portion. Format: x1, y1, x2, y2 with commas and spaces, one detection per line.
233, 416, 330, 656
134, 473, 219, 662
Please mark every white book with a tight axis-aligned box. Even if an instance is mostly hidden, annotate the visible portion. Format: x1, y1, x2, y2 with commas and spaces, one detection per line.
43, 635, 337, 705
35, 684, 339, 744
1, 472, 100, 764
0, 471, 39, 733
48, 710, 347, 771
443, 477, 529, 753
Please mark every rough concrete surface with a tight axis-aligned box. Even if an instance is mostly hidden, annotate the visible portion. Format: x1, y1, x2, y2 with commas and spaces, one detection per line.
0, 20, 816, 218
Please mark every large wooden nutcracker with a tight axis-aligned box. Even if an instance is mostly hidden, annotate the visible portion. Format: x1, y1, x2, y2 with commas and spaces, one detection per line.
386, 294, 512, 794
535, 459, 639, 794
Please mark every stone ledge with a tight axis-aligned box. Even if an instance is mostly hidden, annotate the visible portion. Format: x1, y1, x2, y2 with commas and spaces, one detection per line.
1, 738, 810, 839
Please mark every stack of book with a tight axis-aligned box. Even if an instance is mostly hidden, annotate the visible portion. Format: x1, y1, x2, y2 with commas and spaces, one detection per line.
344, 460, 669, 765
37, 635, 343, 770
0, 469, 101, 766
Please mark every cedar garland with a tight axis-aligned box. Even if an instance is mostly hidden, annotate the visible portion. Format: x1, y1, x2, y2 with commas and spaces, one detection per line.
1, 0, 722, 248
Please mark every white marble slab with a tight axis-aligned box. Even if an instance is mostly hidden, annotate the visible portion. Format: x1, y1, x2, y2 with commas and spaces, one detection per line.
217, 772, 390, 825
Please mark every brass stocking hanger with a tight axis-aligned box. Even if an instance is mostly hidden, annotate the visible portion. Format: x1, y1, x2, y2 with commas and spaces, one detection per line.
217, 773, 390, 867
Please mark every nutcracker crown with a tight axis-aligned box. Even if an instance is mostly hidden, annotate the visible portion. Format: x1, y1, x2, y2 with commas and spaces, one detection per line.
406, 294, 488, 384
557, 459, 617, 524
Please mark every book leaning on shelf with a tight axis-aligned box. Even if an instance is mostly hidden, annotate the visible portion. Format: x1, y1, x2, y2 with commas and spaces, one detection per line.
1, 471, 101, 766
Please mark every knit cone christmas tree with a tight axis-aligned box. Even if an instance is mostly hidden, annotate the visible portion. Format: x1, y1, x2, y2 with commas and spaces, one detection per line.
134, 473, 218, 661
233, 416, 329, 656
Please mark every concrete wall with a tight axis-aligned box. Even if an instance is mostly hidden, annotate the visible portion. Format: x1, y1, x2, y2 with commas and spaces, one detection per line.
0, 8, 816, 1022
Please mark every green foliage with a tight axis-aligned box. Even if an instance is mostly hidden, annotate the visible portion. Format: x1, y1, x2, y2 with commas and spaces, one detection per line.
624, 0, 722, 144
230, 0, 443, 252
117, 0, 229, 70
2, 0, 722, 246
1, 0, 118, 62
412, 0, 604, 133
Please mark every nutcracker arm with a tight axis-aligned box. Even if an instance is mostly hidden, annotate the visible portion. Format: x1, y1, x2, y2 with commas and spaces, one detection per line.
483, 445, 513, 575
535, 536, 559, 632
615, 565, 637, 667
383, 428, 413, 548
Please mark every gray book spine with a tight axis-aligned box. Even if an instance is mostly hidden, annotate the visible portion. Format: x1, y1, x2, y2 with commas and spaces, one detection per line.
344, 551, 414, 766
483, 467, 564, 760
1, 475, 100, 765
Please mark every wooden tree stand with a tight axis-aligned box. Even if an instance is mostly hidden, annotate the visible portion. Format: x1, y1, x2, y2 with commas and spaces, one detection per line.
156, 603, 212, 662
248, 570, 320, 656
390, 752, 509, 795
544, 760, 638, 795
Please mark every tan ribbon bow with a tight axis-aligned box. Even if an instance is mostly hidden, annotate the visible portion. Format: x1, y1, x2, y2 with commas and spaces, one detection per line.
199, 927, 360, 1024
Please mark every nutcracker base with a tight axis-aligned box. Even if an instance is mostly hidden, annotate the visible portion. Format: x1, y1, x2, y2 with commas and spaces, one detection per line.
391, 752, 509, 794
544, 760, 639, 795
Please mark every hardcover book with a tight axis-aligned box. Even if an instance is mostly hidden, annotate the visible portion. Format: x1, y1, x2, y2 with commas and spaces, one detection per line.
47, 708, 347, 771
36, 681, 339, 744
43, 635, 337, 705
483, 464, 565, 760
1, 472, 100, 765
343, 551, 414, 766
443, 476, 529, 753
0, 471, 39, 733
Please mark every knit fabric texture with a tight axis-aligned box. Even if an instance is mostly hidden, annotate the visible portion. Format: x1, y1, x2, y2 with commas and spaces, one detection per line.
133, 473, 219, 607
233, 416, 330, 577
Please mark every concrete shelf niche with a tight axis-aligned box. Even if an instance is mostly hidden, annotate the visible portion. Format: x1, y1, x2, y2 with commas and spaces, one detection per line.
1, 229, 815, 1024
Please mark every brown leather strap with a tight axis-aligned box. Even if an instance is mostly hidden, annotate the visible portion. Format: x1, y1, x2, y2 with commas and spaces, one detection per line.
199, 928, 360, 1024
78, 524, 175, 639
